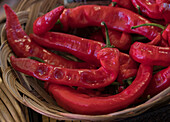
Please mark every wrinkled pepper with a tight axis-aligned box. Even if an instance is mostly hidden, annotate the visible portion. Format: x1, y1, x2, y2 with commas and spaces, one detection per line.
30, 32, 138, 83
142, 66, 170, 98
132, 22, 170, 46
111, 0, 136, 11
4, 4, 95, 69
59, 5, 160, 40
102, 29, 132, 51
162, 24, 170, 45
131, 0, 163, 19
46, 64, 152, 115
33, 6, 64, 35
130, 42, 170, 66
157, 0, 170, 23
10, 47, 120, 89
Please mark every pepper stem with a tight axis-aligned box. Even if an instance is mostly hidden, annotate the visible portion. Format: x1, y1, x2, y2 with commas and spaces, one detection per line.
111, 2, 117, 7
28, 57, 45, 63
131, 23, 165, 30
101, 21, 114, 48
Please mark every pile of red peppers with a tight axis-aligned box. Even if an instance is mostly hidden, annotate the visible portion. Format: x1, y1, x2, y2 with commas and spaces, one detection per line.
3, 0, 170, 115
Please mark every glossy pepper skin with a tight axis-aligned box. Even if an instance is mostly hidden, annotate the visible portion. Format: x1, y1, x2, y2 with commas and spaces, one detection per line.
59, 5, 160, 40
30, 32, 138, 83
142, 66, 170, 98
4, 4, 95, 69
33, 6, 64, 35
112, 0, 136, 11
10, 47, 120, 89
130, 42, 170, 66
47, 64, 152, 115
162, 24, 170, 45
102, 29, 132, 51
131, 0, 163, 19
157, 0, 170, 23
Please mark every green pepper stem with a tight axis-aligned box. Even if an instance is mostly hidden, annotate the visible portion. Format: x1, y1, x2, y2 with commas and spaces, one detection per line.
101, 21, 114, 48
131, 23, 165, 30
136, 5, 142, 15
28, 57, 45, 63
111, 2, 117, 7
55, 19, 63, 28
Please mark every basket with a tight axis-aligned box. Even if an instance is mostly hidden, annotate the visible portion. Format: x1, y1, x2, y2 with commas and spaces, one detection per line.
0, 0, 170, 121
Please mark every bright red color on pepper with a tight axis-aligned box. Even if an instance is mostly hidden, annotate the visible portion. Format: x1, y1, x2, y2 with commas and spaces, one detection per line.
112, 0, 136, 11
102, 29, 132, 51
47, 64, 152, 115
4, 4, 95, 69
10, 47, 120, 89
142, 66, 170, 97
131, 0, 163, 19
162, 24, 170, 45
59, 5, 160, 40
157, 0, 170, 23
33, 6, 64, 35
130, 42, 170, 66
30, 32, 138, 83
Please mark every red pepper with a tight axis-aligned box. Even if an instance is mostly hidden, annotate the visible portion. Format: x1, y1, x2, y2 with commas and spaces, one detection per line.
130, 42, 170, 66
162, 24, 170, 45
4, 4, 95, 69
102, 29, 132, 51
30, 32, 138, 83
33, 6, 64, 35
46, 64, 152, 115
142, 66, 170, 98
157, 0, 170, 23
59, 5, 160, 40
131, 0, 163, 19
10, 47, 120, 89
112, 0, 136, 11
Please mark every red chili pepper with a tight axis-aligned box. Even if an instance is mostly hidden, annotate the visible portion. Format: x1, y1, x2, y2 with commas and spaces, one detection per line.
4, 4, 95, 69
162, 24, 170, 45
33, 6, 64, 35
131, 0, 163, 19
157, 0, 170, 23
130, 42, 170, 66
10, 47, 120, 89
112, 0, 136, 11
59, 5, 160, 40
102, 29, 132, 51
30, 32, 138, 83
46, 64, 152, 115
142, 66, 170, 98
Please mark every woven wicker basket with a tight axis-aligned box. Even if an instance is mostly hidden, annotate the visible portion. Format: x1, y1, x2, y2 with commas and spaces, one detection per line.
0, 0, 170, 121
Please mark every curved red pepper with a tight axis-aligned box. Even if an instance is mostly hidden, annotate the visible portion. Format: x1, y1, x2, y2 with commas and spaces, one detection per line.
102, 29, 132, 51
130, 42, 170, 66
4, 4, 95, 69
59, 5, 160, 40
47, 64, 152, 115
112, 0, 136, 11
157, 0, 170, 23
33, 6, 64, 35
162, 24, 170, 46
131, 0, 163, 19
142, 66, 170, 98
10, 47, 120, 89
30, 32, 138, 83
